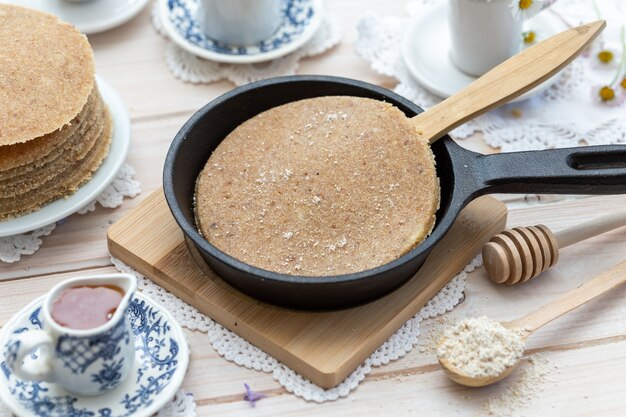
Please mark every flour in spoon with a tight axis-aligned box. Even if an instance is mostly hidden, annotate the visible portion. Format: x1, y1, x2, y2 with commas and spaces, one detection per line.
437, 316, 525, 378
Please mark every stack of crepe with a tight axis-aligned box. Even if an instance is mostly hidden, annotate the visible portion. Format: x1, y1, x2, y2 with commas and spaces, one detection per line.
0, 4, 112, 221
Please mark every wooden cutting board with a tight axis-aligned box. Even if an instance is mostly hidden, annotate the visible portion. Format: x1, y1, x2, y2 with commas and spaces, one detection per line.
107, 189, 506, 388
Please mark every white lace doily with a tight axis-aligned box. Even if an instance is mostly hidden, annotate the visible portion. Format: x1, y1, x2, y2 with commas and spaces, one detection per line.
152, 2, 342, 85
0, 389, 196, 417
154, 390, 197, 417
356, 0, 626, 152
112, 255, 482, 402
0, 164, 141, 263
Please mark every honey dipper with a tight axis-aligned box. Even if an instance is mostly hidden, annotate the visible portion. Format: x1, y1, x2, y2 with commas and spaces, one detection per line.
482, 210, 626, 284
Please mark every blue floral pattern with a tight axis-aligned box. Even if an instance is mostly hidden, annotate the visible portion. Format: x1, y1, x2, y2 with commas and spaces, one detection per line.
167, 0, 315, 56
2, 340, 20, 373
0, 294, 187, 417
13, 307, 42, 335
91, 358, 125, 391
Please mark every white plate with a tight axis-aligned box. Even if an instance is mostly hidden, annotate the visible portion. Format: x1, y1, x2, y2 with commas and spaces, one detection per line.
0, 292, 189, 417
0, 76, 131, 237
159, 0, 323, 64
402, 3, 564, 102
3, 0, 150, 34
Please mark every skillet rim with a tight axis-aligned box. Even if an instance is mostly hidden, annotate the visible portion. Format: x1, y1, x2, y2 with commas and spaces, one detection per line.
163, 75, 461, 287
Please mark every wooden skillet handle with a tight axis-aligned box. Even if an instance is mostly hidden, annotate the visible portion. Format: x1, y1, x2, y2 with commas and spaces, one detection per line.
411, 21, 605, 145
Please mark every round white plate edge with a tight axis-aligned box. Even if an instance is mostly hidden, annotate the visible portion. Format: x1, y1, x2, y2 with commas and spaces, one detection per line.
4, 0, 151, 35
0, 292, 190, 417
0, 76, 131, 238
75, 0, 151, 35
401, 3, 565, 103
159, 0, 324, 64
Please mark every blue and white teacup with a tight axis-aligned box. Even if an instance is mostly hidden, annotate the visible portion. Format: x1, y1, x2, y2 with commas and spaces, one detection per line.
3, 274, 137, 397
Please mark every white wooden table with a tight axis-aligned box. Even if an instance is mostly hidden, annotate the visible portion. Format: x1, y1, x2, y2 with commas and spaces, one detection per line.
2, 1, 626, 415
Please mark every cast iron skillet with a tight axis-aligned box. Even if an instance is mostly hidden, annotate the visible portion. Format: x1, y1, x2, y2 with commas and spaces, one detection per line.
164, 75, 626, 310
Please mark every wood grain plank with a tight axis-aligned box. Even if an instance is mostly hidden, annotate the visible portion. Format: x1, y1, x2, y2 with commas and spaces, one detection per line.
188, 340, 626, 416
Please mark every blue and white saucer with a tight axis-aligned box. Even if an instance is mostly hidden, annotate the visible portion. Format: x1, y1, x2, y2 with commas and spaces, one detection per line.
159, 0, 323, 64
0, 293, 189, 417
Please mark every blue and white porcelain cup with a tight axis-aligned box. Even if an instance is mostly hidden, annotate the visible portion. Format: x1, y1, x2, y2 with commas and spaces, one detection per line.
198, 0, 282, 46
3, 274, 137, 397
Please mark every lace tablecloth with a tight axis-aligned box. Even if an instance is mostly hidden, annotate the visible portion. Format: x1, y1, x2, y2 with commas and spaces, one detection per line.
356, 0, 626, 152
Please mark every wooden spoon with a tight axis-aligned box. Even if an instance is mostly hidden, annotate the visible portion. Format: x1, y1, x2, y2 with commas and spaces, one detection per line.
438, 259, 626, 387
410, 21, 605, 145
483, 210, 626, 284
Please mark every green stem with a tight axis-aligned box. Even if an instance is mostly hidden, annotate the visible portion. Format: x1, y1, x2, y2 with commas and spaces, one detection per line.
609, 26, 625, 87
591, 0, 602, 20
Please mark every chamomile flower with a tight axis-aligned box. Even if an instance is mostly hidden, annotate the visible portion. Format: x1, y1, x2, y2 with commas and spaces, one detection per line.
595, 27, 626, 105
523, 31, 536, 44
598, 50, 614, 63
586, 0, 619, 66
510, 0, 544, 21
598, 86, 615, 102
590, 42, 621, 70
510, 0, 558, 20
592, 85, 624, 106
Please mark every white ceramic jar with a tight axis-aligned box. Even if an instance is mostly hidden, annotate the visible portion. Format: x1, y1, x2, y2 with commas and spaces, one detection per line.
198, 0, 282, 46
448, 0, 523, 76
